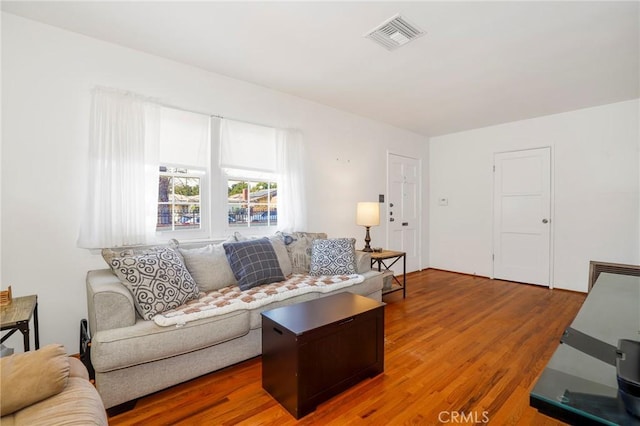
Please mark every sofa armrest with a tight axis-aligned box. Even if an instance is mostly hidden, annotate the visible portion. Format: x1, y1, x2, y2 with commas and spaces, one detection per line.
86, 269, 136, 334
68, 357, 90, 381
0, 344, 70, 416
355, 251, 372, 274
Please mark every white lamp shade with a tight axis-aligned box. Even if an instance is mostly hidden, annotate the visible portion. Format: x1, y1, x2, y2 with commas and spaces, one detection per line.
356, 202, 380, 226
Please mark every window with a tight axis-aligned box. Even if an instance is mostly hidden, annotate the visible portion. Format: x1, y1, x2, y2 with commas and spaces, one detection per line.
157, 167, 203, 231
220, 119, 279, 232
154, 113, 284, 238
79, 87, 305, 249
227, 179, 278, 228
153, 113, 301, 239
155, 107, 210, 238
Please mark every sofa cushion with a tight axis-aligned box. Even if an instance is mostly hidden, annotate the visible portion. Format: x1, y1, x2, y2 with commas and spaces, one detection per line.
172, 238, 237, 292
0, 344, 70, 415
108, 247, 199, 320
223, 238, 285, 290
309, 238, 357, 276
277, 231, 327, 274
91, 310, 250, 372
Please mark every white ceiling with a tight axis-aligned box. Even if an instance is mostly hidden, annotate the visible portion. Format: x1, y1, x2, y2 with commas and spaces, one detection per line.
2, 1, 639, 137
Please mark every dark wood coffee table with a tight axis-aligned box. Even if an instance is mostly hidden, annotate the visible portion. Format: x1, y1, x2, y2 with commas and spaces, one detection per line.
261, 292, 385, 419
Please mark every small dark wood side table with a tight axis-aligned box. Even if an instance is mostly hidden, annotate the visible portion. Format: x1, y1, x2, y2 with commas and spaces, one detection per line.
370, 250, 407, 298
1, 295, 39, 351
262, 292, 385, 419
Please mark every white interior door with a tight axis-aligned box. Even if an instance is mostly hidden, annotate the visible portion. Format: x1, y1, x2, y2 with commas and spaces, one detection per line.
387, 153, 420, 272
493, 147, 551, 286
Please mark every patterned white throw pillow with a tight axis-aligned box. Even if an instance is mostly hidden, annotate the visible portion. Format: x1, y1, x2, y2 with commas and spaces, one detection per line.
309, 238, 357, 276
108, 247, 199, 320
276, 231, 328, 274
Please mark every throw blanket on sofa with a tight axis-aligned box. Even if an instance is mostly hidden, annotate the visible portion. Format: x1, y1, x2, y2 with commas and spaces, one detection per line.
153, 273, 365, 326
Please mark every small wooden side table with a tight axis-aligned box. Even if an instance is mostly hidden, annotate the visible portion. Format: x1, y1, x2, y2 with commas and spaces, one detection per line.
1, 295, 39, 351
370, 250, 407, 298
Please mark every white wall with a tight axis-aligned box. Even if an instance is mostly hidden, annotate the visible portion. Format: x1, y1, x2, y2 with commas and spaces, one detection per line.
1, 13, 426, 353
421, 142, 430, 272
429, 99, 640, 292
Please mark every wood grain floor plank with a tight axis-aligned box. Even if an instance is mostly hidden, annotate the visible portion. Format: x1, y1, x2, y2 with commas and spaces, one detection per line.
109, 269, 585, 425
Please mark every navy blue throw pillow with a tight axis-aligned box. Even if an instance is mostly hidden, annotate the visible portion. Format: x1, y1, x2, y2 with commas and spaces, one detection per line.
223, 238, 285, 290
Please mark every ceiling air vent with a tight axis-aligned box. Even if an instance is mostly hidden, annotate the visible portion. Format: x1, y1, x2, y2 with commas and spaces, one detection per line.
365, 14, 425, 51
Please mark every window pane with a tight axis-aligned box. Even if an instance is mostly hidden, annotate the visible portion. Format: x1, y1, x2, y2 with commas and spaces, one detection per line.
227, 179, 277, 228
157, 204, 172, 230
174, 177, 200, 203
157, 168, 202, 232
228, 205, 246, 227
228, 180, 247, 227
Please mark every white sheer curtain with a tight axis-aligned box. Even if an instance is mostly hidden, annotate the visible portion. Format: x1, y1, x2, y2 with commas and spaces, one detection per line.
78, 88, 160, 248
276, 129, 307, 232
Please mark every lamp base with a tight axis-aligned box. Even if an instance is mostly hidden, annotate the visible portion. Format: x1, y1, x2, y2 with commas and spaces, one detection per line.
362, 226, 373, 252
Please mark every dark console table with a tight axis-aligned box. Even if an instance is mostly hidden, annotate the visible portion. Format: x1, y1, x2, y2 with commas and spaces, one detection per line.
530, 272, 640, 425
261, 292, 385, 419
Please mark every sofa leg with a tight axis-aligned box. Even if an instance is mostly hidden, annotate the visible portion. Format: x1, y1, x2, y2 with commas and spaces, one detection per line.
107, 399, 138, 417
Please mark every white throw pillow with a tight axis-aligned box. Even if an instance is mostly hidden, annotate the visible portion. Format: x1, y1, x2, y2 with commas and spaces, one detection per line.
176, 239, 238, 292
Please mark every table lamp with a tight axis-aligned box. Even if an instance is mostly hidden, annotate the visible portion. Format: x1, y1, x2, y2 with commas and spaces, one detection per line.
356, 202, 380, 252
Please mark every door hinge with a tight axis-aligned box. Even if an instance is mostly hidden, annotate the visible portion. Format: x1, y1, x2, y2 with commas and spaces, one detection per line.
492, 254, 495, 260
493, 165, 495, 172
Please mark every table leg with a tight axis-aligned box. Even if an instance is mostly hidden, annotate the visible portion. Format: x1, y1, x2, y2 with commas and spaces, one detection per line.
34, 302, 40, 350
402, 254, 407, 298
20, 322, 30, 351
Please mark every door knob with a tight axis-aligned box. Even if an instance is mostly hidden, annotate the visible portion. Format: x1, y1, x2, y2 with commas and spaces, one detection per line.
390, 218, 395, 222
542, 218, 549, 224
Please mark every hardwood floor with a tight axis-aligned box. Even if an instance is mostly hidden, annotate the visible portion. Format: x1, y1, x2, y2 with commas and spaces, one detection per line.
109, 269, 586, 425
